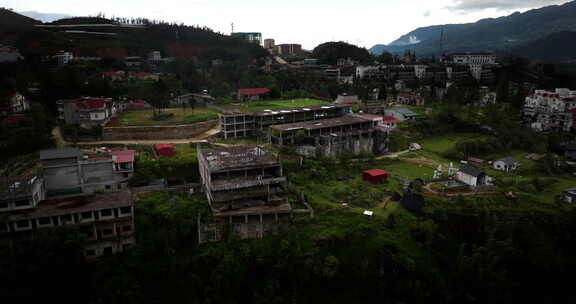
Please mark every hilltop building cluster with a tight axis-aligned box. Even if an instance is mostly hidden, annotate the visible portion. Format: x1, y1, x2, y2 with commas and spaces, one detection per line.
523, 88, 576, 132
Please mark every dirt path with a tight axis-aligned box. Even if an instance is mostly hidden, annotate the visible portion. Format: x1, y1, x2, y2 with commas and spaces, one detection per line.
51, 126, 66, 147
376, 150, 410, 159
424, 181, 498, 197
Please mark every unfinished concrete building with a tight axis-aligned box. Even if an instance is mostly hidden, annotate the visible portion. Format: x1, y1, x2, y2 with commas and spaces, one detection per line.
267, 115, 389, 157
0, 186, 135, 259
40, 148, 135, 196
220, 104, 352, 139
197, 146, 308, 242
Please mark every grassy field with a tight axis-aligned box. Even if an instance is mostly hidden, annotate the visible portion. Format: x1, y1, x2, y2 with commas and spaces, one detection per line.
119, 108, 219, 126
222, 99, 328, 112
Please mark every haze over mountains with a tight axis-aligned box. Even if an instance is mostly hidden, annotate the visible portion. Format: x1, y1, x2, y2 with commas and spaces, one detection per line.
370, 0, 576, 62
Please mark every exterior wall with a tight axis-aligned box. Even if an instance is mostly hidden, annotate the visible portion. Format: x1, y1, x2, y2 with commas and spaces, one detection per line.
0, 178, 45, 213
456, 172, 477, 186
493, 161, 516, 172
42, 160, 82, 195
103, 120, 217, 140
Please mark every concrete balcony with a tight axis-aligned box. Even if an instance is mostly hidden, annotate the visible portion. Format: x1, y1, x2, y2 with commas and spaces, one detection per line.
210, 177, 287, 191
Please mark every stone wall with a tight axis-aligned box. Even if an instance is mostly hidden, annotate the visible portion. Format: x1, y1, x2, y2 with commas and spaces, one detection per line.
102, 120, 218, 140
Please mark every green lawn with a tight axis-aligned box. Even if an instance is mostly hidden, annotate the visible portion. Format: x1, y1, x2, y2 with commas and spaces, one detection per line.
223, 99, 328, 112
119, 108, 219, 126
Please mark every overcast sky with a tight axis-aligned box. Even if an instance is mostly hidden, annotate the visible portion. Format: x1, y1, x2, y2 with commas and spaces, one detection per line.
4, 0, 572, 49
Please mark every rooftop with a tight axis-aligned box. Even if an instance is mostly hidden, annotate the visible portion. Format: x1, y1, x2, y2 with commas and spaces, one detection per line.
7, 191, 132, 221
0, 176, 40, 199
459, 165, 485, 177
111, 150, 135, 164
392, 108, 419, 116
238, 88, 270, 95
252, 103, 350, 117
214, 203, 291, 217
496, 157, 517, 166
269, 115, 371, 132
40, 148, 82, 160
200, 146, 279, 172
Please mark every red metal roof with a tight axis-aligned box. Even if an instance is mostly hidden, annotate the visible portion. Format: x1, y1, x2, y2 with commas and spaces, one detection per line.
154, 144, 176, 157
382, 116, 400, 123
126, 101, 147, 108
64, 97, 111, 109
111, 150, 135, 163
238, 88, 270, 95
363, 169, 388, 177
0, 114, 29, 125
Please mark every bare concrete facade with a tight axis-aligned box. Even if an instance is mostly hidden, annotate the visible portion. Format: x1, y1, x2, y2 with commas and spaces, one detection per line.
197, 146, 309, 242
267, 115, 389, 157
220, 104, 352, 139
0, 191, 135, 260
40, 148, 134, 196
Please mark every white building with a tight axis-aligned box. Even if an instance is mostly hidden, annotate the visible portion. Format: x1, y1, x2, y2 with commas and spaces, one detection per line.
148, 51, 162, 62
523, 88, 576, 132
445, 52, 497, 65
455, 165, 487, 187
492, 157, 518, 172
0, 45, 23, 63
54, 51, 74, 66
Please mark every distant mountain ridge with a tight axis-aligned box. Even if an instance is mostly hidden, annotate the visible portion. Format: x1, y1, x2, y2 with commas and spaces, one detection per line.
370, 1, 576, 62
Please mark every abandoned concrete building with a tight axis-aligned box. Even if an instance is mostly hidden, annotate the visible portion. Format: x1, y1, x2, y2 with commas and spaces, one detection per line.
40, 148, 135, 196
0, 176, 135, 259
266, 115, 389, 157
219, 104, 352, 139
197, 146, 310, 242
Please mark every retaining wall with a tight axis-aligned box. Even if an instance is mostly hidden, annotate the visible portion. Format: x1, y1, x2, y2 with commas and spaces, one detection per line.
102, 120, 218, 140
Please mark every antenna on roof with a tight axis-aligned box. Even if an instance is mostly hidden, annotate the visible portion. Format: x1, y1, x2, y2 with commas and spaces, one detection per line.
231, 22, 234, 34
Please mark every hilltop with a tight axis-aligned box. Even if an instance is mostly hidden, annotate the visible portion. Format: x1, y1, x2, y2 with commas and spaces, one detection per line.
370, 1, 576, 62
0, 10, 268, 62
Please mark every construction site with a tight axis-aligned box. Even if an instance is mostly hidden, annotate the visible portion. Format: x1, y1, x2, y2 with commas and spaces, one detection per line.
219, 104, 353, 139
197, 145, 311, 242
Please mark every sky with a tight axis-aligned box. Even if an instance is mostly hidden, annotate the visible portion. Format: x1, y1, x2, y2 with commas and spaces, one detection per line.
4, 0, 572, 49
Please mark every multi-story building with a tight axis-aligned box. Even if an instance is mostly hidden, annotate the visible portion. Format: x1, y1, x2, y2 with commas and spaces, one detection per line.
231, 32, 262, 45
220, 104, 352, 139
397, 93, 425, 106
197, 146, 305, 242
57, 97, 117, 128
148, 50, 162, 62
54, 50, 74, 66
266, 114, 389, 157
0, 176, 45, 213
40, 148, 135, 196
0, 91, 30, 115
0, 190, 135, 259
264, 39, 275, 50
277, 44, 302, 56
523, 88, 576, 132
443, 52, 497, 65
0, 45, 23, 63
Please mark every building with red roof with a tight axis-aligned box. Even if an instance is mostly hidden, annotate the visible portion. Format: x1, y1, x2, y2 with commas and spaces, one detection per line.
101, 71, 126, 81
362, 169, 388, 184
0, 91, 30, 115
335, 94, 360, 104
154, 144, 176, 157
238, 88, 270, 101
397, 93, 425, 106
57, 97, 117, 128
111, 150, 136, 177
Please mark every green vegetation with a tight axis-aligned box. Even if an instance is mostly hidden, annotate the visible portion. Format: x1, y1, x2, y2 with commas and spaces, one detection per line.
119, 108, 218, 126
222, 98, 327, 112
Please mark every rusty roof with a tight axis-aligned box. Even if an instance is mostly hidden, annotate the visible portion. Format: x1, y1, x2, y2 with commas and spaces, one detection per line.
7, 191, 132, 221
269, 115, 371, 131
200, 146, 279, 172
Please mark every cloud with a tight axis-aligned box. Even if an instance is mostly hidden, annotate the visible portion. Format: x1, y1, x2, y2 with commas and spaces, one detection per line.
18, 10, 72, 22
447, 0, 568, 12
423, 10, 431, 17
